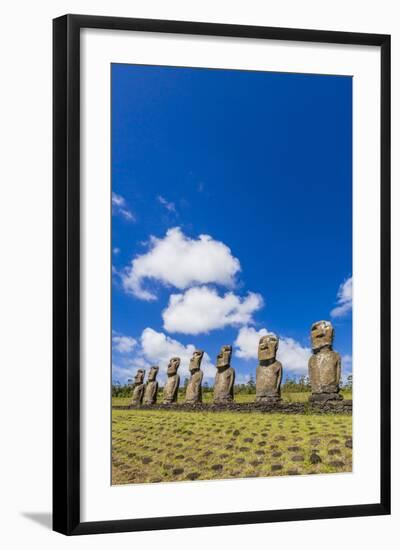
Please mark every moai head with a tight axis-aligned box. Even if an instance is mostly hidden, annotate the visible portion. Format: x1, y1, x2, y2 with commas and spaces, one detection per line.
134, 369, 145, 385
167, 357, 180, 376
189, 350, 204, 373
311, 320, 334, 351
216, 345, 232, 370
258, 334, 279, 361
147, 366, 159, 381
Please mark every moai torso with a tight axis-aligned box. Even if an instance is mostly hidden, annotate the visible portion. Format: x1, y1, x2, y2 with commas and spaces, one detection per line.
143, 366, 159, 405
131, 369, 145, 406
308, 321, 342, 399
255, 334, 282, 402
185, 370, 203, 403
163, 357, 180, 404
131, 384, 145, 406
213, 346, 235, 403
185, 350, 204, 404
256, 362, 282, 400
309, 348, 341, 394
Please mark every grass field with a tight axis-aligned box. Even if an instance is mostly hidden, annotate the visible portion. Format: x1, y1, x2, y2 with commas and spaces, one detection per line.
112, 390, 352, 407
112, 408, 352, 485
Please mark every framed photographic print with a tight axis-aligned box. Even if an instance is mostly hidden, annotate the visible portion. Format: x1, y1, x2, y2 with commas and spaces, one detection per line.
53, 14, 391, 535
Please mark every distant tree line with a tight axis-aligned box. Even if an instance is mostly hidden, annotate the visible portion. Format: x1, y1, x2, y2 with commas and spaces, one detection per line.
112, 373, 352, 397
112, 380, 133, 398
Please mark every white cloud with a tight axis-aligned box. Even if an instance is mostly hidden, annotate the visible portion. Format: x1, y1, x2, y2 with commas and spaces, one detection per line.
235, 373, 252, 385
234, 326, 310, 375
162, 286, 263, 335
113, 247, 120, 255
342, 354, 352, 374
342, 354, 352, 366
121, 227, 241, 300
140, 328, 215, 381
112, 193, 125, 207
112, 356, 154, 385
157, 195, 176, 213
112, 192, 135, 222
112, 334, 137, 354
112, 328, 219, 383
126, 356, 150, 369
330, 276, 353, 318
234, 326, 268, 359
112, 363, 136, 385
278, 337, 310, 375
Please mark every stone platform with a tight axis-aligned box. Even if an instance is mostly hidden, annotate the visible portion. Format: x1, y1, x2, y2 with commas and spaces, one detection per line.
113, 400, 352, 414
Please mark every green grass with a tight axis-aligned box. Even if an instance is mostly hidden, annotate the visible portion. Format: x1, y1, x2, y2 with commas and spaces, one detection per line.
112, 390, 352, 407
112, 409, 352, 485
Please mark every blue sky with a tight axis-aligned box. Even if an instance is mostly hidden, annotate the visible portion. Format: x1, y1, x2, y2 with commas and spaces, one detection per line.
111, 63, 352, 386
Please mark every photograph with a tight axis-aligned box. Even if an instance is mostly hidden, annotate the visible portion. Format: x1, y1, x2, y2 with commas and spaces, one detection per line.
111, 63, 353, 485
0, 0, 393, 544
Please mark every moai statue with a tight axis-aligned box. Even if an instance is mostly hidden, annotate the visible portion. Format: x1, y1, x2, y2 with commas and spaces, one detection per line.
163, 357, 181, 404
131, 369, 146, 406
213, 345, 235, 404
143, 366, 159, 405
308, 320, 342, 402
185, 350, 204, 404
256, 334, 282, 403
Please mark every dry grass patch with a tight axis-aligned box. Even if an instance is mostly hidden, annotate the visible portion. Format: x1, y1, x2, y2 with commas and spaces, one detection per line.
112, 409, 352, 485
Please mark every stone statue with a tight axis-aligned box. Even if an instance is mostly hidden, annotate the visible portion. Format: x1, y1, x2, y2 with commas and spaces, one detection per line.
213, 345, 235, 403
143, 366, 159, 405
256, 334, 282, 402
163, 357, 181, 404
131, 369, 146, 406
308, 320, 342, 402
185, 350, 204, 404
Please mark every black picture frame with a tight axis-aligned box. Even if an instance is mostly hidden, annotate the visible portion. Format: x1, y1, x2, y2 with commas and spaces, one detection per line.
53, 14, 391, 536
